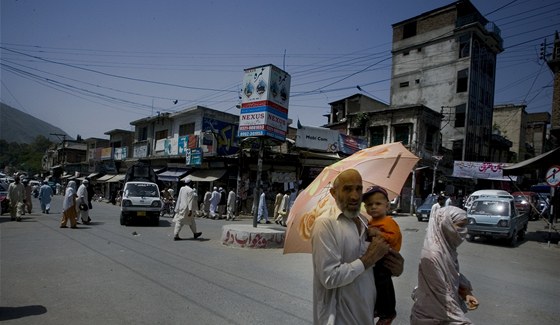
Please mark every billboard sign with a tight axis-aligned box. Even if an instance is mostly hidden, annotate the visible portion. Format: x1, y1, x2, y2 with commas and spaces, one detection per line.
239, 64, 290, 141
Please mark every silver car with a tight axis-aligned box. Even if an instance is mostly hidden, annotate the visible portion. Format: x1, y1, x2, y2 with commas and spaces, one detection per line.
466, 197, 529, 247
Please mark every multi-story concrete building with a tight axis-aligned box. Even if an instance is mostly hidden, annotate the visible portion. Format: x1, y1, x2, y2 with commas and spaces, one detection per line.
390, 0, 503, 162
493, 104, 532, 162
526, 112, 551, 156
323, 93, 444, 211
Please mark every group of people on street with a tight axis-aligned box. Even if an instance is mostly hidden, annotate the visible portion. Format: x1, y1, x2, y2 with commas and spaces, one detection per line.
60, 179, 93, 228
311, 169, 478, 325
5, 174, 93, 229
6, 175, 55, 221
199, 186, 237, 221
257, 187, 297, 225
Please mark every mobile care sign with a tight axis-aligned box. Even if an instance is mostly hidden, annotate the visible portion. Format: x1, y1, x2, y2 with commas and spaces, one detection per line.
239, 64, 291, 141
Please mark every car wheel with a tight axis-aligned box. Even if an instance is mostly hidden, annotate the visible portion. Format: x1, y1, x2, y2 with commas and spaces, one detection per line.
120, 213, 127, 226
466, 234, 474, 242
509, 230, 518, 247
518, 227, 526, 241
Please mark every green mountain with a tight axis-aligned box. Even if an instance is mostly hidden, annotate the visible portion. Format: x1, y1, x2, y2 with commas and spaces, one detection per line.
0, 103, 71, 144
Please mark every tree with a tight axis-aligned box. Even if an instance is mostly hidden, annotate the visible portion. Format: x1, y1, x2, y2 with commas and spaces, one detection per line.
0, 136, 53, 176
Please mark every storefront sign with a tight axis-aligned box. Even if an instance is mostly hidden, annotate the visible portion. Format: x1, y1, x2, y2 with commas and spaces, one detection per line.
452, 161, 517, 181
295, 125, 339, 152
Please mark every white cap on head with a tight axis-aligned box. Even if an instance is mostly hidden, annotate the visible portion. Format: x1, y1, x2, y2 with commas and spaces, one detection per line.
213, 187, 217, 191
83, 179, 89, 184
183, 177, 192, 184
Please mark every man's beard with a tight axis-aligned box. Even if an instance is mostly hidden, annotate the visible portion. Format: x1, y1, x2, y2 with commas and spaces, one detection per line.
341, 208, 359, 219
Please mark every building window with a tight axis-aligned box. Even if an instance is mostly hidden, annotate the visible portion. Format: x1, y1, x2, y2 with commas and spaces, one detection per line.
403, 51, 410, 56
112, 141, 122, 148
459, 35, 470, 58
139, 126, 148, 141
415, 79, 420, 84
179, 123, 195, 136
417, 47, 422, 52
155, 129, 168, 140
399, 81, 409, 88
455, 104, 466, 127
425, 126, 439, 151
393, 124, 410, 145
332, 104, 345, 123
403, 21, 417, 39
370, 126, 385, 146
456, 69, 468, 93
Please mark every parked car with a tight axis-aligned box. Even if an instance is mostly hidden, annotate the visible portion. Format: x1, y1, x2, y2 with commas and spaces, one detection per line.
120, 181, 162, 226
537, 197, 550, 219
466, 197, 528, 247
415, 194, 439, 221
463, 189, 513, 211
511, 191, 539, 220
0, 182, 9, 215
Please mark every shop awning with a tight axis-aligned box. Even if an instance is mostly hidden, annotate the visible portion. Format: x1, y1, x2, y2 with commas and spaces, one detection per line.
503, 147, 560, 175
87, 173, 100, 179
184, 169, 226, 182
106, 174, 126, 183
157, 169, 189, 182
96, 174, 116, 182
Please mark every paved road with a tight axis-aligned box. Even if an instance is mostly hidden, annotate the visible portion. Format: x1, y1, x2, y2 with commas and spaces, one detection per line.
1, 195, 559, 324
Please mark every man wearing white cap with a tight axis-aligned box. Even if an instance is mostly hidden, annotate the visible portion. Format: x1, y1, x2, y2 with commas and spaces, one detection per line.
209, 186, 221, 219
173, 177, 202, 240
77, 179, 91, 224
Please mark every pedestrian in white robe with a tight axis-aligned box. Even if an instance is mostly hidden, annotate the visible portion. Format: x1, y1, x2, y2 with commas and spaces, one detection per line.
173, 177, 201, 240
226, 189, 236, 220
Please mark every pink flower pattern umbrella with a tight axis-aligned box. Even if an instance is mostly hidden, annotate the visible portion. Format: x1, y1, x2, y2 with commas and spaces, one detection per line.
283, 142, 419, 254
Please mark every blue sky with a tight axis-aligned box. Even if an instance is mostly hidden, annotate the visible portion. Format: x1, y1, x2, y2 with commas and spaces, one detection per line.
1, 0, 559, 139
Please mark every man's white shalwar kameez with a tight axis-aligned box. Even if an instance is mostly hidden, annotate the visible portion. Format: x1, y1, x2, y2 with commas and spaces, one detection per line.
173, 184, 198, 237
311, 206, 375, 325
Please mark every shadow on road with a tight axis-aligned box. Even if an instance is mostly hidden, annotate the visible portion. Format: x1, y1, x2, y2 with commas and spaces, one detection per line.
0, 305, 47, 321
525, 230, 559, 244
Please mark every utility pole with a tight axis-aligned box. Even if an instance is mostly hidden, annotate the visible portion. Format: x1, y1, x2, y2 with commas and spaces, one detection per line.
50, 133, 67, 173
432, 155, 443, 194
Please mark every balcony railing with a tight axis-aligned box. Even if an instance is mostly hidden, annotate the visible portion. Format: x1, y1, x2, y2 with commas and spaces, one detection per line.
456, 14, 503, 48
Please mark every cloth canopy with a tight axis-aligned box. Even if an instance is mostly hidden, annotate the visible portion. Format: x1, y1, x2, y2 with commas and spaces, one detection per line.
503, 147, 560, 175
106, 174, 126, 183
184, 169, 226, 182
96, 174, 115, 182
157, 169, 189, 182
86, 172, 100, 179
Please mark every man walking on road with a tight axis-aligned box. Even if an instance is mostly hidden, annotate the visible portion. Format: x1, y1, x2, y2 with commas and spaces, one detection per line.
77, 179, 91, 224
7, 175, 25, 221
173, 177, 202, 240
226, 189, 236, 221
38, 180, 54, 213
311, 169, 403, 325
257, 187, 270, 224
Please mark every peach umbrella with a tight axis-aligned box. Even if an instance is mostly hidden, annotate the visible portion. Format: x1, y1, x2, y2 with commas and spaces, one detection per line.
283, 142, 419, 254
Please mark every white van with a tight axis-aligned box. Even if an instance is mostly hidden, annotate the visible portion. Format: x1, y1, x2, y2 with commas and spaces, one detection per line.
464, 190, 513, 211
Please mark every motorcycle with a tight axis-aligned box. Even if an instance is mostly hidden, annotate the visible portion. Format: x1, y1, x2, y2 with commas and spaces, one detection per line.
160, 198, 176, 218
